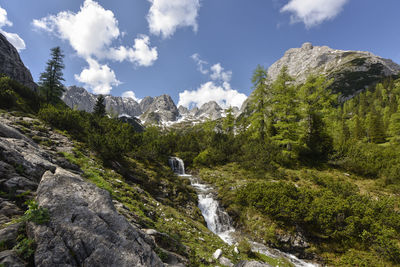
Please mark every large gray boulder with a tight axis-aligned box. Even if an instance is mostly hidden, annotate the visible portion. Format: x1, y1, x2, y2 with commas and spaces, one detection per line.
0, 33, 37, 90
29, 168, 164, 267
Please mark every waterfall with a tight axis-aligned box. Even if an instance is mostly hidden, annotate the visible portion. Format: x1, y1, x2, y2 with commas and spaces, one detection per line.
169, 157, 186, 175
169, 157, 318, 267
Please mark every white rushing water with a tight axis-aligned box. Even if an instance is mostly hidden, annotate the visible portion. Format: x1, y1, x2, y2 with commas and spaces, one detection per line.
169, 157, 318, 267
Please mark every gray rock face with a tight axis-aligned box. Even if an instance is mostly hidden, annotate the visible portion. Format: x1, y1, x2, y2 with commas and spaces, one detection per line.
140, 96, 155, 113
29, 168, 163, 267
197, 101, 223, 120
178, 105, 189, 115
0, 33, 37, 90
140, 94, 179, 123
267, 42, 400, 96
62, 86, 142, 117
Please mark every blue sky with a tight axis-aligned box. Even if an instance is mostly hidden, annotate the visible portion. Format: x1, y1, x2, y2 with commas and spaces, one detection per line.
1, 0, 400, 108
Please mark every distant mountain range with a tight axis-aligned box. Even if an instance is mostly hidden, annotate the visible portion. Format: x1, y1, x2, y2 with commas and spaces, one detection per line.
62, 86, 238, 124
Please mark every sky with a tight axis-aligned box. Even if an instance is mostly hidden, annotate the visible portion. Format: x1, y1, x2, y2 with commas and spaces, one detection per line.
1, 0, 400, 109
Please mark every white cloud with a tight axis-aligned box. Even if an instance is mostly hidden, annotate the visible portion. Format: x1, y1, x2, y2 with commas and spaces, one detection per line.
184, 54, 246, 108
281, 0, 348, 28
191, 53, 208, 74
178, 81, 247, 109
210, 63, 232, 83
0, 6, 25, 51
147, 0, 200, 38
122, 90, 142, 103
74, 58, 120, 95
33, 0, 158, 94
32, 0, 119, 58
108, 35, 158, 67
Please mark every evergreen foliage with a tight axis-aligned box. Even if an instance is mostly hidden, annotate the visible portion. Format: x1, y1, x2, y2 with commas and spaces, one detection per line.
39, 47, 65, 104
93, 94, 106, 117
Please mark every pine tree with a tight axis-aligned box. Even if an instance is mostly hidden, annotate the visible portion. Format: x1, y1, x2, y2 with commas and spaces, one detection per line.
93, 95, 106, 117
39, 47, 65, 104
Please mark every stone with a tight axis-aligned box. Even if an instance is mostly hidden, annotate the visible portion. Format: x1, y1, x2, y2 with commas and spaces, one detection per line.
3, 175, 38, 192
0, 250, 25, 267
219, 256, 234, 267
0, 223, 22, 249
29, 168, 163, 267
140, 94, 179, 123
234, 260, 273, 267
213, 248, 222, 260
0, 33, 37, 90
234, 246, 239, 254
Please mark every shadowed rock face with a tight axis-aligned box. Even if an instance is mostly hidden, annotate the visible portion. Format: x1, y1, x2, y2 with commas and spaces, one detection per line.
0, 33, 37, 90
29, 168, 163, 267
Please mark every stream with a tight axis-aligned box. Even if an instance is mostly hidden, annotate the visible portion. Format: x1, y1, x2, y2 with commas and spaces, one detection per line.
169, 157, 319, 267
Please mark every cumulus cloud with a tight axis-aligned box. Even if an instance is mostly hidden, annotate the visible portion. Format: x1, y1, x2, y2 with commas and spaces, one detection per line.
32, 0, 119, 58
122, 90, 141, 103
147, 0, 200, 38
0, 6, 25, 51
179, 54, 247, 109
210, 63, 232, 83
33, 0, 158, 94
281, 0, 349, 28
178, 81, 247, 109
108, 35, 158, 67
74, 58, 120, 95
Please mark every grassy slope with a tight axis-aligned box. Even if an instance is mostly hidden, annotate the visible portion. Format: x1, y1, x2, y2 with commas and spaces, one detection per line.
198, 163, 400, 266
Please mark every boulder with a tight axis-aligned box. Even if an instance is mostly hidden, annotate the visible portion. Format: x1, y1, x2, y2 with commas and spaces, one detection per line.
29, 168, 163, 267
213, 248, 222, 259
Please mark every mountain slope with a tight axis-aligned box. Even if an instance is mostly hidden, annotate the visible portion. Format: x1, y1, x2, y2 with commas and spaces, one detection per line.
268, 42, 400, 97
0, 33, 37, 90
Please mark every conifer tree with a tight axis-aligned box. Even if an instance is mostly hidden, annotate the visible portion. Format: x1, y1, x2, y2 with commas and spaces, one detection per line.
39, 47, 65, 104
93, 95, 106, 117
222, 106, 235, 135
249, 65, 268, 141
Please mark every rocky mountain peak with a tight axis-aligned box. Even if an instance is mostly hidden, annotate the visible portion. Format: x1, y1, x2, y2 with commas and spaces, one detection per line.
140, 94, 179, 123
268, 42, 400, 97
0, 33, 37, 90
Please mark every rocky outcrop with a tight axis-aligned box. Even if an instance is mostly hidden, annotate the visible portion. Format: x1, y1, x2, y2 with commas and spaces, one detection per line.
0, 113, 170, 266
268, 42, 400, 97
0, 33, 37, 90
140, 94, 179, 123
29, 168, 163, 267
62, 86, 142, 117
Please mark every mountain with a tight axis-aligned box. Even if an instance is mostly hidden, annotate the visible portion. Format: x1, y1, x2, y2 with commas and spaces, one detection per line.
62, 86, 141, 117
0, 33, 37, 90
139, 94, 179, 123
240, 42, 400, 114
268, 42, 400, 97
62, 86, 235, 124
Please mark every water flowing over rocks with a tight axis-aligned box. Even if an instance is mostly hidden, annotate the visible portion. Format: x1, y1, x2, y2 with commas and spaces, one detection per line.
169, 157, 319, 267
